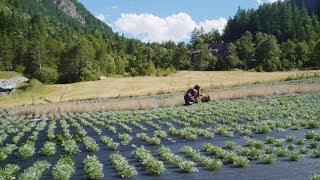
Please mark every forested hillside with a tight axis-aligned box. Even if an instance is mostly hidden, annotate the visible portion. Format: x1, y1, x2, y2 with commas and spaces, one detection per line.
193, 0, 320, 71
0, 0, 319, 84
291, 0, 320, 16
0, 0, 184, 83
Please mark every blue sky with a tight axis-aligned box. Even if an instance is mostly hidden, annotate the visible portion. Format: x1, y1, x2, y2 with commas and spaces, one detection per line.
78, 0, 280, 42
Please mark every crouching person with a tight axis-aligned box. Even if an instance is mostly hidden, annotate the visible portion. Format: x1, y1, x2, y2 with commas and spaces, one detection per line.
184, 85, 202, 105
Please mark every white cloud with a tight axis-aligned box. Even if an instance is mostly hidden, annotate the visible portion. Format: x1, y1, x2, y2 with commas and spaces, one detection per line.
256, 0, 284, 4
95, 13, 106, 21
114, 12, 227, 43
199, 18, 227, 34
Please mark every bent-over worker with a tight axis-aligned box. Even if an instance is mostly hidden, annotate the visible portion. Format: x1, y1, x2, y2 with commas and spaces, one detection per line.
184, 84, 202, 105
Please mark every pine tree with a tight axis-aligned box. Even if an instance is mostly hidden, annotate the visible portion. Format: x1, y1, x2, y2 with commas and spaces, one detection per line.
0, 34, 14, 70
280, 39, 297, 69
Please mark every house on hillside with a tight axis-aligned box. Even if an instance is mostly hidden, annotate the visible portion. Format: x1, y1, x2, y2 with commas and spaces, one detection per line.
208, 41, 228, 55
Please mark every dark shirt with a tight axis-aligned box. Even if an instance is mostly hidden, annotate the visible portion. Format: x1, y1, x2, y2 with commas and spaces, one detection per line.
184, 88, 197, 103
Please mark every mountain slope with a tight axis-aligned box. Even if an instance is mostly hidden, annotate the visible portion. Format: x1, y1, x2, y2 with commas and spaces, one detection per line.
5, 0, 113, 35
223, 0, 320, 42
0, 0, 181, 84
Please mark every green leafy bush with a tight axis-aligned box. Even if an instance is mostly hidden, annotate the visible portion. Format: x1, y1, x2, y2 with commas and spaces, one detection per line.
133, 146, 165, 175
0, 164, 20, 179
19, 141, 35, 159
19, 160, 51, 180
52, 156, 75, 180
262, 154, 276, 164
159, 146, 197, 173
41, 141, 56, 156
289, 152, 300, 161
83, 136, 100, 152
110, 153, 138, 178
119, 133, 133, 146
84, 155, 104, 179
100, 136, 119, 150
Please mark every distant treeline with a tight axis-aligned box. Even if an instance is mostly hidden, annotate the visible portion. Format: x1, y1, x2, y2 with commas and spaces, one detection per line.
0, 0, 319, 84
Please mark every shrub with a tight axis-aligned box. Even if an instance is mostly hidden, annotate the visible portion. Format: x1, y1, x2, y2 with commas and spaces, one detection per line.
159, 146, 197, 173
34, 67, 58, 84
0, 164, 20, 179
100, 136, 119, 150
313, 149, 320, 158
296, 138, 306, 145
265, 136, 276, 144
181, 146, 222, 170
287, 144, 296, 151
19, 141, 35, 159
300, 147, 308, 154
315, 134, 320, 142
245, 138, 264, 149
119, 133, 133, 146
0, 144, 17, 160
133, 146, 165, 175
305, 131, 317, 139
262, 154, 276, 164
292, 125, 300, 130
118, 123, 132, 132
274, 139, 285, 147
264, 146, 274, 154
241, 129, 252, 136
41, 142, 56, 156
276, 148, 287, 157
110, 153, 138, 178
225, 141, 237, 149
311, 141, 319, 148
55, 134, 64, 142
84, 155, 104, 179
52, 156, 75, 180
62, 139, 80, 154
19, 160, 51, 180
226, 152, 238, 163
0, 133, 8, 144
309, 120, 319, 129
312, 174, 320, 180
106, 125, 116, 133
234, 156, 249, 167
136, 133, 161, 145
132, 121, 147, 131
47, 122, 57, 140
154, 130, 168, 138
83, 136, 100, 152
289, 152, 300, 161
286, 135, 294, 142
257, 124, 271, 134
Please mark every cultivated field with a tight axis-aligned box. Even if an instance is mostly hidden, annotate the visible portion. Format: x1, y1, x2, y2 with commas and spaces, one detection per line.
0, 91, 320, 179
1, 70, 319, 107
0, 76, 320, 179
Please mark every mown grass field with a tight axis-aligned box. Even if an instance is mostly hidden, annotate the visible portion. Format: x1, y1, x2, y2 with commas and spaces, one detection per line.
1, 70, 320, 108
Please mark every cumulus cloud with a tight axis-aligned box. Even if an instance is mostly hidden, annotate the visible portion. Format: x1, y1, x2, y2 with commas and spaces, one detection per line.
95, 13, 106, 21
256, 0, 284, 4
114, 12, 227, 43
199, 18, 228, 34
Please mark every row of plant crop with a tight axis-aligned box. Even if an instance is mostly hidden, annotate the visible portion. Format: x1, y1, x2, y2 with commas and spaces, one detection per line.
1, 94, 319, 156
